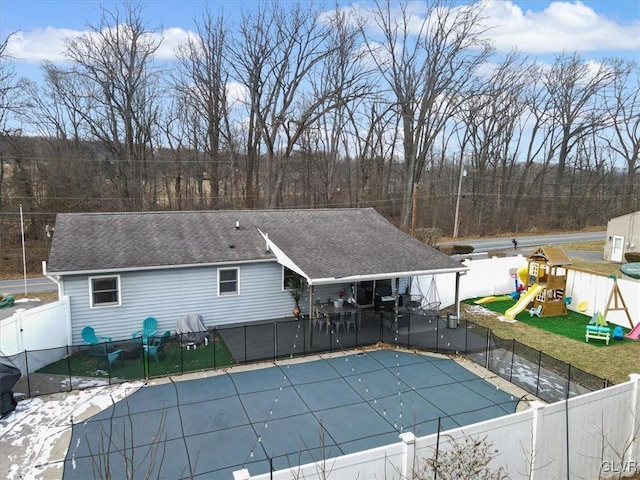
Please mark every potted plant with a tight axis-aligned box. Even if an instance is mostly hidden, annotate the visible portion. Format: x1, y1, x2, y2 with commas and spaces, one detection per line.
288, 274, 303, 318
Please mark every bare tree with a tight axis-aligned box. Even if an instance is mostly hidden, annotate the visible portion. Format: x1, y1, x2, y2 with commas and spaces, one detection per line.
229, 0, 367, 208
458, 52, 531, 233
541, 53, 624, 226
60, 2, 164, 211
173, 9, 230, 210
0, 33, 33, 211
362, 0, 493, 228
604, 63, 640, 212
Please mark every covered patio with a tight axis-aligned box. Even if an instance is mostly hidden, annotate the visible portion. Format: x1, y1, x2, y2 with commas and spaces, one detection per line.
216, 308, 487, 365
257, 209, 468, 349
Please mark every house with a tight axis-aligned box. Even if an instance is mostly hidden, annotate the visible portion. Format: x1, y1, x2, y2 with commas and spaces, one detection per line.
604, 210, 640, 262
45, 208, 468, 345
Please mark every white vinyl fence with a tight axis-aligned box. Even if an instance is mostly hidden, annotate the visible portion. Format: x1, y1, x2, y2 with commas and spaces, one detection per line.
236, 374, 640, 480
415, 256, 640, 329
0, 297, 70, 375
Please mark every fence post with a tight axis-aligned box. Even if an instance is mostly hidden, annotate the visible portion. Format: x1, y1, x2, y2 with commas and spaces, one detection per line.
529, 400, 546, 480
510, 339, 515, 383
244, 325, 247, 364
273, 321, 278, 361
213, 329, 217, 370
485, 329, 491, 370
400, 431, 416, 479
535, 350, 542, 398
232, 468, 251, 480
628, 374, 640, 467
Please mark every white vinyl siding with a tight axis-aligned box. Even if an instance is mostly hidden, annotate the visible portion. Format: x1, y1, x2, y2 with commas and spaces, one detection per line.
63, 262, 296, 345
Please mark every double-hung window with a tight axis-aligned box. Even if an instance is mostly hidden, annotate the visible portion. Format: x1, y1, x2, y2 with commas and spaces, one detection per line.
89, 275, 121, 308
283, 266, 296, 291
218, 268, 239, 296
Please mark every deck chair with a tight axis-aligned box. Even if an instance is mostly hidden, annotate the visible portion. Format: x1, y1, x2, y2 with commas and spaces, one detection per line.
89, 343, 122, 370
132, 317, 158, 345
143, 331, 171, 363
529, 305, 542, 317
332, 312, 345, 334
344, 311, 356, 333
81, 326, 112, 345
0, 294, 15, 308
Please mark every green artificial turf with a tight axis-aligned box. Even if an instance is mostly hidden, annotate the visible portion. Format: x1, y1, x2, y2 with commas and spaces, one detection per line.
37, 336, 236, 380
465, 298, 632, 347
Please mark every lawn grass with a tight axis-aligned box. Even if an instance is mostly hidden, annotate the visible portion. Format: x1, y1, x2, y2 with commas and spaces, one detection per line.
36, 335, 236, 380
466, 298, 632, 346
461, 302, 640, 385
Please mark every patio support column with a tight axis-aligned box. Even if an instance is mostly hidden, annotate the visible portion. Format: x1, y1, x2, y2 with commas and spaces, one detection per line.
394, 277, 400, 325
309, 284, 315, 348
455, 272, 462, 318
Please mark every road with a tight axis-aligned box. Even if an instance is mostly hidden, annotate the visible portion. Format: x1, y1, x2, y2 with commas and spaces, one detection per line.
437, 231, 606, 252
0, 276, 58, 295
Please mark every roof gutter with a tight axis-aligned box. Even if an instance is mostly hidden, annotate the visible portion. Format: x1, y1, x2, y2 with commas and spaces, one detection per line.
307, 267, 468, 286
46, 257, 276, 277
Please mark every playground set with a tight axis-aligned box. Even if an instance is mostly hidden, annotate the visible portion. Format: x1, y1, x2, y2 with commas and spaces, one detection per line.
474, 246, 639, 345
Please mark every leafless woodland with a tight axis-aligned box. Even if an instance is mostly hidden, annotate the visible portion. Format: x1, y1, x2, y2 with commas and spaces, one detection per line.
1, 1, 638, 247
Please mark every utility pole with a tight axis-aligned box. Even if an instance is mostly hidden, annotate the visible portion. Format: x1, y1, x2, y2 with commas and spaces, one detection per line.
411, 183, 418, 237
453, 157, 466, 239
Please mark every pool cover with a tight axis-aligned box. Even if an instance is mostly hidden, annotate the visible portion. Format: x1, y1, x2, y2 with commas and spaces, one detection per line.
63, 349, 519, 478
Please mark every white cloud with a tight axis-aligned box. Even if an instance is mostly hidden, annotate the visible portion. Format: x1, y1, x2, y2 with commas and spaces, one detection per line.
4, 26, 195, 63
152, 27, 196, 60
480, 0, 640, 54
5, 27, 81, 63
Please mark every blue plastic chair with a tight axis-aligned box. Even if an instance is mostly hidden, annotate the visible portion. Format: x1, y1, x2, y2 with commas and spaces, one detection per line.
82, 326, 112, 345
132, 317, 158, 345
143, 331, 171, 363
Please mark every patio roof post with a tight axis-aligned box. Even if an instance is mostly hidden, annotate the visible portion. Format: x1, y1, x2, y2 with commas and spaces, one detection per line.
455, 271, 462, 318
394, 277, 400, 325
309, 284, 315, 348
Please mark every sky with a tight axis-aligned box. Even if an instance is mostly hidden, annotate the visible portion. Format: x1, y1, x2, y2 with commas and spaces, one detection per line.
1, 0, 639, 72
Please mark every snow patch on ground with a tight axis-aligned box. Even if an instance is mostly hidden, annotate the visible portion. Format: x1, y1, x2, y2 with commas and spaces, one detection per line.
1, 381, 143, 480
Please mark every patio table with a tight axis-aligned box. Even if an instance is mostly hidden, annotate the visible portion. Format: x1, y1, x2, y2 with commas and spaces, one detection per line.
315, 302, 360, 333
116, 342, 143, 360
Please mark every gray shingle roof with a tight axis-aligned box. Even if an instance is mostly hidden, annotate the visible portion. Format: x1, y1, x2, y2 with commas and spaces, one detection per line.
47, 208, 466, 281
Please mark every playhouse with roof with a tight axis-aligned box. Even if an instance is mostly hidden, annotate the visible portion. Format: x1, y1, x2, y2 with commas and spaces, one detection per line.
524, 246, 572, 317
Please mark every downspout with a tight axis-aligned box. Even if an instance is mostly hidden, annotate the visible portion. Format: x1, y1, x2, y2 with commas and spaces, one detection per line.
42, 261, 63, 298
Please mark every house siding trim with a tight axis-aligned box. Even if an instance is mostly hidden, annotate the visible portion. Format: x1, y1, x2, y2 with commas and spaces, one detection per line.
46, 258, 276, 277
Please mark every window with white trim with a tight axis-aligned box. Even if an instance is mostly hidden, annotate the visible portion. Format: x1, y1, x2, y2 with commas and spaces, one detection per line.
283, 266, 296, 291
218, 267, 239, 296
89, 275, 121, 308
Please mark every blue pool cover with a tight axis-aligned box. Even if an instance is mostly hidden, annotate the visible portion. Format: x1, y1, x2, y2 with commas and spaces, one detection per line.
63, 349, 519, 478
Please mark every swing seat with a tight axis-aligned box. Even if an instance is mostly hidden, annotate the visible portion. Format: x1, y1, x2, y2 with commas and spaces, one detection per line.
422, 301, 441, 316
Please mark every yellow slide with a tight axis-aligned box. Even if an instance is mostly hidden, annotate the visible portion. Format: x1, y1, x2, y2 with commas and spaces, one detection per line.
475, 295, 513, 304
504, 284, 543, 320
